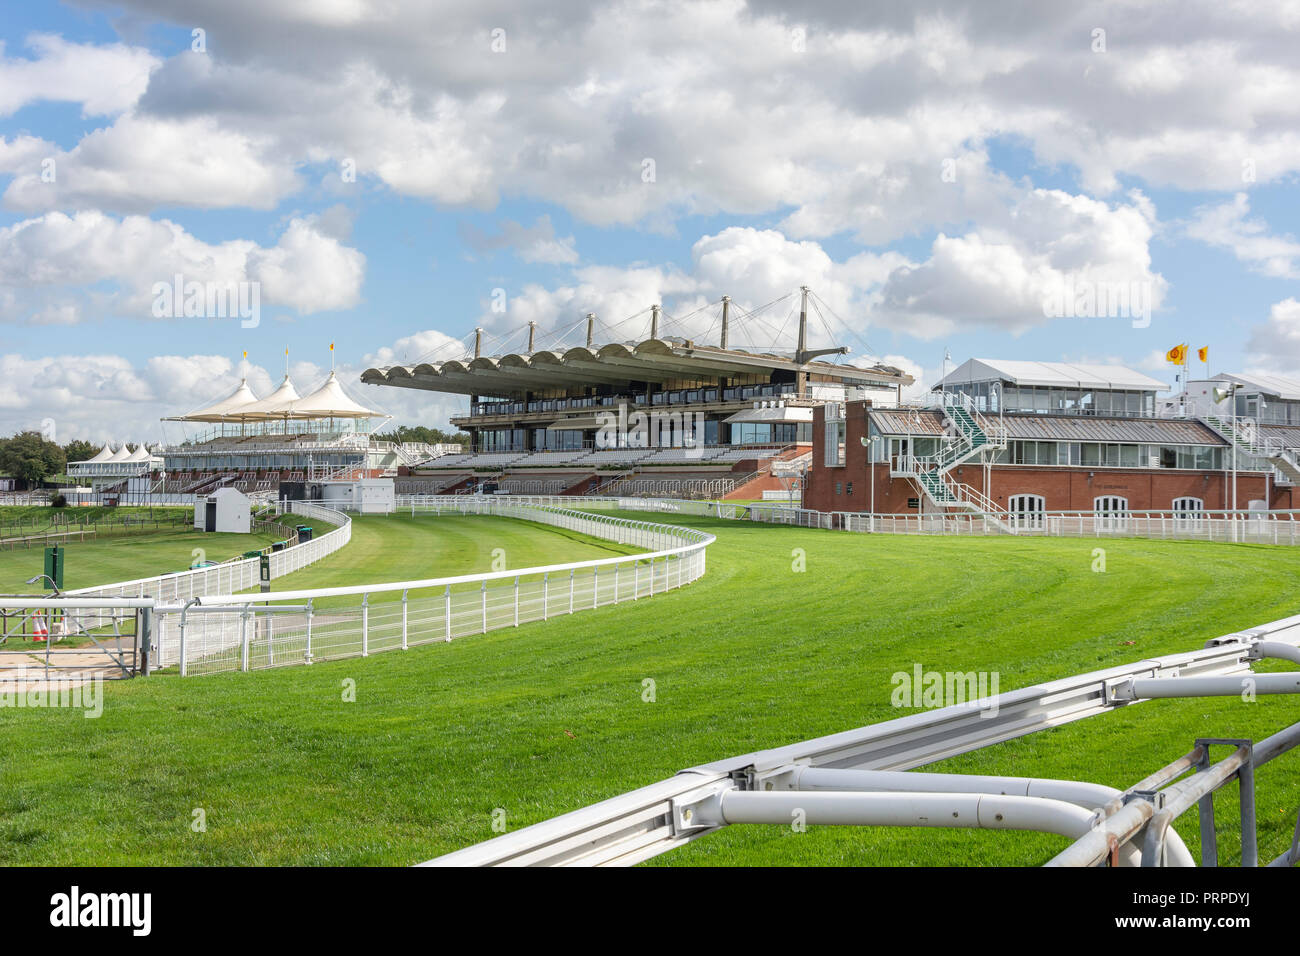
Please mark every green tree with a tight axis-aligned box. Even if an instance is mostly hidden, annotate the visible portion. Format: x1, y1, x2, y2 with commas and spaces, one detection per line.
62, 439, 98, 464
376, 424, 469, 446
0, 431, 67, 486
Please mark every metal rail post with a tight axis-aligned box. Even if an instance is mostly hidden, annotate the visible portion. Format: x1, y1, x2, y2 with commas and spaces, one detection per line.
445, 584, 452, 642
304, 597, 313, 663
361, 592, 369, 656
401, 589, 408, 649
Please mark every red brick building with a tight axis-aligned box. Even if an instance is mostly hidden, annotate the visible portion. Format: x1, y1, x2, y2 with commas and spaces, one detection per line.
806, 403, 1295, 516
805, 360, 1300, 519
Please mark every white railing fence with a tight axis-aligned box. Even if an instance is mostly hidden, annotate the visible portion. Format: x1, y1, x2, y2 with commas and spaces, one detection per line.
419, 494, 1300, 546
61, 503, 352, 631
156, 500, 714, 676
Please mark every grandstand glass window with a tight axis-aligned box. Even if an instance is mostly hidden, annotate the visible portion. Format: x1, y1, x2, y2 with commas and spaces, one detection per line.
823, 405, 846, 467
1008, 493, 1046, 530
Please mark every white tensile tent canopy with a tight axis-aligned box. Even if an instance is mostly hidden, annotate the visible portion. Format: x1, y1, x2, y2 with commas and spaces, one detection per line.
170, 377, 262, 424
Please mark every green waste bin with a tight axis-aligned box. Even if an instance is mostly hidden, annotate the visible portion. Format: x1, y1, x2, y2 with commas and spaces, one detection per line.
295, 525, 313, 542
271, 540, 287, 552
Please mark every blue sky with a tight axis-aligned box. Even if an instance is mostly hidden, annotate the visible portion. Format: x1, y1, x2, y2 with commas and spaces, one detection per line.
2, 1, 1298, 442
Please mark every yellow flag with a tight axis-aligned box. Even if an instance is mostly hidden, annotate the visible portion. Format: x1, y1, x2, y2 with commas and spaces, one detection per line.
329, 342, 334, 351
1166, 344, 1187, 365
1198, 346, 1209, 363
242, 350, 247, 359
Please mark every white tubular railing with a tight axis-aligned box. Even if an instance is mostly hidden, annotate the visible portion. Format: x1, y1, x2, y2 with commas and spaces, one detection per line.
155, 499, 715, 677
438, 494, 1300, 546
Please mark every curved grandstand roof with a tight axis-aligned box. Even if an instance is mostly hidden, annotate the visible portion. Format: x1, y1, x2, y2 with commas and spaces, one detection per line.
361, 336, 913, 398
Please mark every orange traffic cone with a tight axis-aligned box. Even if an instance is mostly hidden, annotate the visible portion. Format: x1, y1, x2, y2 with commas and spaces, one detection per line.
31, 614, 48, 642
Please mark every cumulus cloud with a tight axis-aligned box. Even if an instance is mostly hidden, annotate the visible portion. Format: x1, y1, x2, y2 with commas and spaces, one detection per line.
0, 33, 158, 117
462, 208, 1164, 353
1185, 193, 1300, 280
7, 0, 1295, 229
1246, 298, 1300, 370
0, 210, 365, 323
872, 189, 1167, 339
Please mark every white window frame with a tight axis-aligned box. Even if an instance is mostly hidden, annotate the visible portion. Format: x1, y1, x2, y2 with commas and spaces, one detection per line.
823, 404, 846, 468
1008, 493, 1046, 530
1093, 495, 1130, 533
1172, 496, 1204, 531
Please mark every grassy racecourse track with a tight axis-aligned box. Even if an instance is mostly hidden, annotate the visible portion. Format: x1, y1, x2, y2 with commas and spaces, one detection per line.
0, 510, 334, 596
3, 509, 1300, 865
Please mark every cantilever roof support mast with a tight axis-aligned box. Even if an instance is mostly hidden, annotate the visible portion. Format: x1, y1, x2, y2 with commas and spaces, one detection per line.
527, 321, 536, 353
474, 327, 483, 359
650, 304, 660, 339
720, 296, 730, 350
586, 313, 596, 349
793, 285, 851, 398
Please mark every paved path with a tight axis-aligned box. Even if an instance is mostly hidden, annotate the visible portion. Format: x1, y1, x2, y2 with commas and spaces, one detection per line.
0, 645, 135, 691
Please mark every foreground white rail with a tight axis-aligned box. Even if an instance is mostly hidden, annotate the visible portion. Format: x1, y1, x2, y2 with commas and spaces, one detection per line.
427, 613, 1300, 866
155, 499, 714, 676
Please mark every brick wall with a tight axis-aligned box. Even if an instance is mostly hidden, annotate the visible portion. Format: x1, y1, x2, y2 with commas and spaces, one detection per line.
804, 400, 1295, 513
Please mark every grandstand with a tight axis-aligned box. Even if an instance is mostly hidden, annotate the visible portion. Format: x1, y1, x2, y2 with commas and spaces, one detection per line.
363, 287, 912, 500
150, 368, 462, 504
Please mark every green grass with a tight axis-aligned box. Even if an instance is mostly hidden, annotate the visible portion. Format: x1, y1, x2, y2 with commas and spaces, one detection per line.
2, 512, 1299, 866
0, 527, 279, 596
246, 514, 642, 609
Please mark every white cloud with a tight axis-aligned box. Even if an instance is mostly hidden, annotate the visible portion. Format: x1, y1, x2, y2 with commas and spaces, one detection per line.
8, 1, 1297, 229
0, 33, 158, 117
0, 210, 365, 323
1, 113, 297, 213
872, 189, 1167, 339
1246, 298, 1300, 369
1185, 193, 1300, 279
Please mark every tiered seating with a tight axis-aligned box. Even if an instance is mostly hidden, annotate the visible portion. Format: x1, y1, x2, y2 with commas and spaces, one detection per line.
600, 474, 747, 499
641, 446, 719, 463
396, 474, 470, 494
496, 478, 571, 495
512, 450, 592, 466
417, 453, 473, 468
709, 445, 787, 462
583, 449, 654, 465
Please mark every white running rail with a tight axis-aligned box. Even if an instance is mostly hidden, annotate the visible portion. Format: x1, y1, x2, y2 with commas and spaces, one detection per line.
155, 498, 715, 676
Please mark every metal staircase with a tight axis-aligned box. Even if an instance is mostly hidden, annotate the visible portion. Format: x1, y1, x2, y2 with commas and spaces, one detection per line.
1203, 416, 1300, 485
891, 393, 1013, 529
